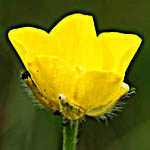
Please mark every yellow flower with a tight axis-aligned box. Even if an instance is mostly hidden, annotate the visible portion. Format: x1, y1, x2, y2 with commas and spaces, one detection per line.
8, 13, 142, 120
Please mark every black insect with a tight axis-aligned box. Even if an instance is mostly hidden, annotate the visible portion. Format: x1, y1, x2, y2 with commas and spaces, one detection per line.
53, 110, 61, 116
21, 70, 31, 80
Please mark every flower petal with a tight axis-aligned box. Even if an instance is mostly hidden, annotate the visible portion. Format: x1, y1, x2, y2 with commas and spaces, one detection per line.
27, 55, 79, 105
25, 77, 59, 110
71, 71, 122, 110
86, 82, 129, 117
98, 32, 142, 75
8, 27, 58, 68
8, 14, 104, 71
50, 13, 104, 70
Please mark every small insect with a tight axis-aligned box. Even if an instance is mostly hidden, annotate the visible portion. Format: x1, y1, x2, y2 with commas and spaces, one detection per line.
53, 110, 61, 116
58, 94, 85, 120
21, 70, 31, 80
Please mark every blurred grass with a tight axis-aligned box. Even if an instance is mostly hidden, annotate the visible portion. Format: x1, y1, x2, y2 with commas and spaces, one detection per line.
0, 0, 150, 150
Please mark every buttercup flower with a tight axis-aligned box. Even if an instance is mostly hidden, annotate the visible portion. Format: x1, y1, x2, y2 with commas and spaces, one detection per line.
8, 13, 142, 120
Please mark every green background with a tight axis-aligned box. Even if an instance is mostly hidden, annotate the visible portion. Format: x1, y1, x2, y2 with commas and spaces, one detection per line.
0, 0, 150, 150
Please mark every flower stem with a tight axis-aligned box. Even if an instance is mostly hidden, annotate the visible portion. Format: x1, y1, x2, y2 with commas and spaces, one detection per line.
63, 120, 79, 150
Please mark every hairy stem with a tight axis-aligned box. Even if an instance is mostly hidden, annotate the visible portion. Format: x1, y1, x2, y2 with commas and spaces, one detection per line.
63, 120, 79, 150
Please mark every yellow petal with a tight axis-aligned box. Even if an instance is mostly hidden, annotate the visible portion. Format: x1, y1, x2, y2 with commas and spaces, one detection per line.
86, 82, 129, 117
71, 71, 122, 110
8, 14, 104, 71
98, 32, 142, 75
50, 13, 103, 70
8, 27, 58, 68
25, 77, 59, 110
27, 55, 79, 105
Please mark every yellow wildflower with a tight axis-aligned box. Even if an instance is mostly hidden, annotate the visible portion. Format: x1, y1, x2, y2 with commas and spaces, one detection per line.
8, 13, 142, 120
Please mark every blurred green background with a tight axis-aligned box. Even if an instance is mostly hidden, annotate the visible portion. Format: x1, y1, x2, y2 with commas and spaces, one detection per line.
0, 0, 150, 150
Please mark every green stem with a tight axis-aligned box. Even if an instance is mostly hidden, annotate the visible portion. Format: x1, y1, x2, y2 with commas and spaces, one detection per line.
63, 120, 79, 150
